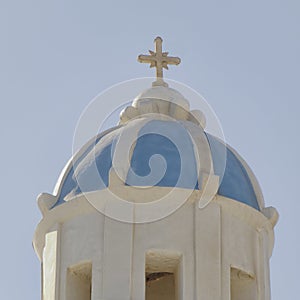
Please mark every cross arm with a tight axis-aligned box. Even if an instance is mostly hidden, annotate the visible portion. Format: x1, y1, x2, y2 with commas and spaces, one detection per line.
164, 56, 181, 65
138, 54, 156, 63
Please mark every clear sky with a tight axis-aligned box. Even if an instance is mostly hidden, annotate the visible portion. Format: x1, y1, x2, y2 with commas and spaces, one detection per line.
1, 0, 299, 299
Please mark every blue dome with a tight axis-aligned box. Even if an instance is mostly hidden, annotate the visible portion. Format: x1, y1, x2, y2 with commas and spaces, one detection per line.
53, 119, 261, 210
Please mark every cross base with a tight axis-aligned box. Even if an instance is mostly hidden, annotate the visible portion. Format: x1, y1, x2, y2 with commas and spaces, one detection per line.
152, 78, 169, 87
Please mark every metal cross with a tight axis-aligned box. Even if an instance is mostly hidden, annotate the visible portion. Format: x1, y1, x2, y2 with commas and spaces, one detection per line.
138, 37, 181, 86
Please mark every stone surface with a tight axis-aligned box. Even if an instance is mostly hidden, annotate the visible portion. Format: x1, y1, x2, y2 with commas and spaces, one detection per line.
34, 40, 278, 299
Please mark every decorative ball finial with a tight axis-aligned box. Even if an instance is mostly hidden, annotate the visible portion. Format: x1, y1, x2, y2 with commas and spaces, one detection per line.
138, 37, 181, 87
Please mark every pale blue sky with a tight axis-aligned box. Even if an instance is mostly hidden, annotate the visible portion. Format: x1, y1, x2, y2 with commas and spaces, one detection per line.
1, 1, 299, 299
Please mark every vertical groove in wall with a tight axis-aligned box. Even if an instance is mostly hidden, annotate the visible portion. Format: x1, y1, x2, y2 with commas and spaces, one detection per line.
256, 228, 264, 300
100, 207, 107, 300
41, 263, 43, 300
264, 229, 271, 300
130, 200, 136, 300
219, 204, 222, 300
193, 200, 197, 300
56, 223, 62, 300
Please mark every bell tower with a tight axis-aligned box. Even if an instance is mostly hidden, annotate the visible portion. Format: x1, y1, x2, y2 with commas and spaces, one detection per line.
33, 37, 278, 300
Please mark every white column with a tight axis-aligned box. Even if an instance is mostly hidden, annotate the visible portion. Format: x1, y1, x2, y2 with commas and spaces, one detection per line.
43, 229, 60, 300
195, 202, 221, 300
101, 216, 134, 300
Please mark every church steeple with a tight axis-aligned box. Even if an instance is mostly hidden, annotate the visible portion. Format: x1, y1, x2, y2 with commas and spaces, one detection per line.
33, 38, 278, 300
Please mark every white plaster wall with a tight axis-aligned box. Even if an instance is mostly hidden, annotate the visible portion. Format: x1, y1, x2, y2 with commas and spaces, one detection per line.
131, 198, 195, 300
35, 190, 276, 300
59, 212, 104, 300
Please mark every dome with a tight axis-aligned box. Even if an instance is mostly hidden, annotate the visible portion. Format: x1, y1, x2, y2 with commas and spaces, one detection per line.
51, 106, 263, 211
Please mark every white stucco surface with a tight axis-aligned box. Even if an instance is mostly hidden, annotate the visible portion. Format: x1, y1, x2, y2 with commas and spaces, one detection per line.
34, 187, 277, 300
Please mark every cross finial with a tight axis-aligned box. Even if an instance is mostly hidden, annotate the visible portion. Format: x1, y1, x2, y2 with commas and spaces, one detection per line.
138, 37, 181, 86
